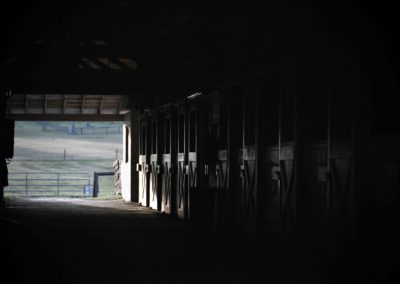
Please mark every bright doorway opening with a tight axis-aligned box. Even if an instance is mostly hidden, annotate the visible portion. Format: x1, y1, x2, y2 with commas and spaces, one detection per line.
5, 121, 123, 200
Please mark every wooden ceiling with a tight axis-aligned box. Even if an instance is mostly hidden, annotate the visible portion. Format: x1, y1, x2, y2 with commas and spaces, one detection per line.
2, 1, 226, 100
2, 1, 399, 109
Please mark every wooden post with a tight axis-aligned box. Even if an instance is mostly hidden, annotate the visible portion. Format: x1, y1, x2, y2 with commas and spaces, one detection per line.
93, 172, 98, 197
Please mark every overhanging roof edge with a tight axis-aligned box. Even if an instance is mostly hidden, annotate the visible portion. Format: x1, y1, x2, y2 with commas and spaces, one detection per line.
6, 113, 125, 121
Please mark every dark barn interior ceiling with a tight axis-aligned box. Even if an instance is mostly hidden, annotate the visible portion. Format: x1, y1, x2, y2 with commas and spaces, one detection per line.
2, 1, 400, 108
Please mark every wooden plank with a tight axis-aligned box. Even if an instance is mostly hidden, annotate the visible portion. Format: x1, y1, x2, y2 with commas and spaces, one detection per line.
99, 95, 104, 114
81, 95, 86, 114
63, 94, 67, 114
118, 96, 124, 114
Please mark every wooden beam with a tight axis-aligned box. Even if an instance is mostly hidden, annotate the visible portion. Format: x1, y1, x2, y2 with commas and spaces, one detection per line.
118, 95, 124, 114
99, 95, 104, 115
6, 113, 124, 121
44, 94, 47, 114
25, 94, 28, 113
63, 94, 67, 114
81, 94, 86, 114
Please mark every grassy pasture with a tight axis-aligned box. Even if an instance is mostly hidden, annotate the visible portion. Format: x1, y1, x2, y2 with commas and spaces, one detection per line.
5, 121, 123, 199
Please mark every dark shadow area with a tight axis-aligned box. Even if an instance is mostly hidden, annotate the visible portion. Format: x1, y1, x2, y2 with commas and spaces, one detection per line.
1, 198, 398, 284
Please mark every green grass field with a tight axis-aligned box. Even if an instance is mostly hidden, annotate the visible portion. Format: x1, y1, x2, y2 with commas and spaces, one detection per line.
5, 121, 124, 200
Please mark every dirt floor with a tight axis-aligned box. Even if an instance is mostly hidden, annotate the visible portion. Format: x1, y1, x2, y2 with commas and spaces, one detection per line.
1, 198, 398, 284
1, 198, 258, 284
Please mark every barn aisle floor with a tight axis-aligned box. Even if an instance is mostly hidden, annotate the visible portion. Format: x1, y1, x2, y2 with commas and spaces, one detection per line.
0, 198, 394, 284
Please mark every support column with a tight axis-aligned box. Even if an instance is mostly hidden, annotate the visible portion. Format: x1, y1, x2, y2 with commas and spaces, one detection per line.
131, 110, 139, 202
0, 92, 6, 209
121, 110, 140, 202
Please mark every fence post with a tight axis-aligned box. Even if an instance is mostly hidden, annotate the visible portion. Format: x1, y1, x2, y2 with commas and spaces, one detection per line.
93, 172, 99, 198
88, 175, 91, 195
25, 173, 28, 196
57, 173, 60, 197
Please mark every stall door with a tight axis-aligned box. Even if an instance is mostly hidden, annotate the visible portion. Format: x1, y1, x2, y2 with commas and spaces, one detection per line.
175, 105, 187, 219
277, 85, 297, 239
240, 94, 258, 237
329, 151, 352, 243
303, 78, 330, 240
215, 101, 230, 225
149, 117, 161, 210
328, 76, 354, 244
187, 107, 197, 220
138, 116, 149, 207
304, 142, 329, 237
187, 98, 209, 220
302, 66, 355, 245
262, 84, 297, 240
161, 114, 174, 214
230, 97, 244, 233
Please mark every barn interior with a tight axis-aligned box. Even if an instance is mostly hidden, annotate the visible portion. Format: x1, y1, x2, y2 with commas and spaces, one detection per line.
1, 1, 400, 283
